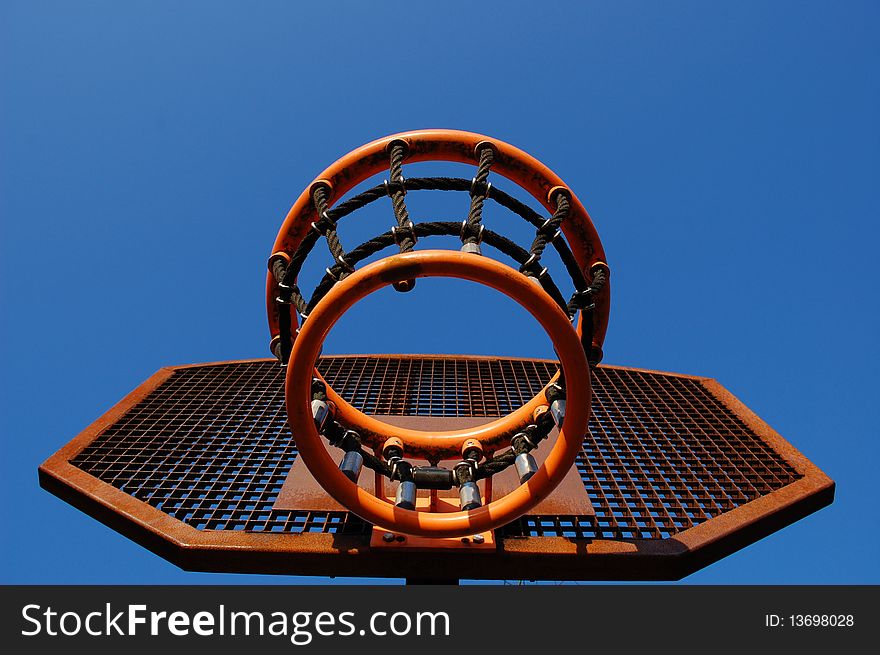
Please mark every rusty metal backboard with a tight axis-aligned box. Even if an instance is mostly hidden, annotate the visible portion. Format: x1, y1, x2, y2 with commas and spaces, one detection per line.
38, 355, 834, 581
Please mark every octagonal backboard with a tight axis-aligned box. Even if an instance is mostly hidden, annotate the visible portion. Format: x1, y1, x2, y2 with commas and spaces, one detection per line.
39, 355, 833, 581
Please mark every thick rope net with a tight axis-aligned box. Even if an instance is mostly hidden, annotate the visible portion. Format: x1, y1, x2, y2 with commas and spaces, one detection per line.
272, 146, 608, 496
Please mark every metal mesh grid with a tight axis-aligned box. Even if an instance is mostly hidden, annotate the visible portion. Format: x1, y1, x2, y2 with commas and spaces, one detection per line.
317, 356, 555, 416
69, 361, 367, 535
69, 356, 801, 540
502, 367, 801, 539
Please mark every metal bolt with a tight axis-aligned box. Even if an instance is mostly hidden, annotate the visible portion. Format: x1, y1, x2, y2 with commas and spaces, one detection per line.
459, 481, 482, 510
550, 398, 566, 428
395, 480, 417, 510
515, 451, 539, 483
311, 399, 331, 432
472, 534, 485, 544
382, 532, 395, 543
339, 450, 363, 483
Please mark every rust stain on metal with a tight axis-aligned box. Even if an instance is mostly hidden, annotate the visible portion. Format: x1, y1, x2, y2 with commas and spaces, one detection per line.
275, 457, 348, 512
490, 425, 595, 516
39, 356, 834, 581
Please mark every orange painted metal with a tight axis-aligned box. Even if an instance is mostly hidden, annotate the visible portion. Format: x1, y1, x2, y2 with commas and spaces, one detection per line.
266, 129, 610, 435
266, 129, 610, 347
285, 250, 591, 537
369, 497, 496, 552
38, 357, 835, 581
296, 251, 587, 460
369, 526, 496, 551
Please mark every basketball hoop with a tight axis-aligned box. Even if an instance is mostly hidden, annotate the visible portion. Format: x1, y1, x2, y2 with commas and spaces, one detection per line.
286, 250, 591, 537
38, 130, 835, 577
269, 129, 610, 536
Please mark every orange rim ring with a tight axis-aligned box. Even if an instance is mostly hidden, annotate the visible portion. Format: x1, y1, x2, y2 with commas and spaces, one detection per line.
268, 129, 608, 456
285, 250, 591, 537
267, 128, 610, 352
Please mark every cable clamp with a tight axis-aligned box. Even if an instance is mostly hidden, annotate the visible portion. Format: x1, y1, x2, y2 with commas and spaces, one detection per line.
384, 178, 407, 197
512, 429, 538, 453
570, 289, 596, 311
539, 217, 556, 232
470, 178, 492, 199
459, 220, 485, 244
538, 217, 563, 238
310, 211, 335, 235
520, 254, 548, 279
391, 220, 418, 246
453, 459, 478, 486
390, 458, 414, 482
334, 254, 354, 273
275, 281, 293, 303
521, 254, 549, 280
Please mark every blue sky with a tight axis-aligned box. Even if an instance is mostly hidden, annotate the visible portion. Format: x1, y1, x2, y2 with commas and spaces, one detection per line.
1, 1, 877, 584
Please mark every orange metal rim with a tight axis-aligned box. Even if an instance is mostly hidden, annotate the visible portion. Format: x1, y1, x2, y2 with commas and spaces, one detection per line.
266, 128, 611, 357
285, 250, 591, 537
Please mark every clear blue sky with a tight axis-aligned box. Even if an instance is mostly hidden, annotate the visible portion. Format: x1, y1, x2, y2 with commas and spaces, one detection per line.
1, 1, 877, 584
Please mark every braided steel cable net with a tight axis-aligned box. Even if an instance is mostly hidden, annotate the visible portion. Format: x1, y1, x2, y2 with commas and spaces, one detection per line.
273, 146, 606, 495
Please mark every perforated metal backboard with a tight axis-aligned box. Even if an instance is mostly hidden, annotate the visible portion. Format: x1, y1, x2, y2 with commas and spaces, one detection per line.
39, 355, 833, 581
